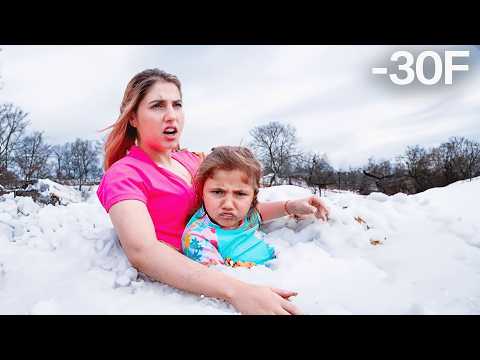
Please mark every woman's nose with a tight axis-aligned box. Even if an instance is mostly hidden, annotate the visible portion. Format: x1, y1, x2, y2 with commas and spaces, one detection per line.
164, 104, 177, 122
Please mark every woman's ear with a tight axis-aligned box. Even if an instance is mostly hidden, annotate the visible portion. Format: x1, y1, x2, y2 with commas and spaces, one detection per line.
129, 114, 137, 128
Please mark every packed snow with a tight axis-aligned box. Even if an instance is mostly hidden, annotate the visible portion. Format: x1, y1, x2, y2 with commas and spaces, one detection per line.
1, 177, 479, 314
25, 179, 85, 205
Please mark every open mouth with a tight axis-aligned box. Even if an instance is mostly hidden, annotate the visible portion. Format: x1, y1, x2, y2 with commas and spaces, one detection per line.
163, 127, 177, 135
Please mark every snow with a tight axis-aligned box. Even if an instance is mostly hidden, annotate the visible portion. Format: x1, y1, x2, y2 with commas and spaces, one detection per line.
26, 178, 85, 205
1, 178, 480, 314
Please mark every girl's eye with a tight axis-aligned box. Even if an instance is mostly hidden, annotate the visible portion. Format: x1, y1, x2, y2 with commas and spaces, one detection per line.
212, 190, 224, 195
174, 102, 183, 108
237, 193, 248, 196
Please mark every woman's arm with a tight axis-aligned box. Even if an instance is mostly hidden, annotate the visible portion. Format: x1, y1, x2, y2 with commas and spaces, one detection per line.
108, 200, 301, 315
257, 196, 329, 222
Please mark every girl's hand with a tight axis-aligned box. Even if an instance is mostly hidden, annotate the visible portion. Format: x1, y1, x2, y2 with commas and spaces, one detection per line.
229, 284, 302, 315
286, 196, 329, 222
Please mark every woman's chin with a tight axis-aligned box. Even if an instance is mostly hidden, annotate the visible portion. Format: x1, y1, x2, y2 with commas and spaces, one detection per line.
157, 140, 179, 151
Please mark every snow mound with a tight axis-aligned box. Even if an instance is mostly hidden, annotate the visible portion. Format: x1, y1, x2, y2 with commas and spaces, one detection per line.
1, 178, 480, 314
26, 179, 84, 205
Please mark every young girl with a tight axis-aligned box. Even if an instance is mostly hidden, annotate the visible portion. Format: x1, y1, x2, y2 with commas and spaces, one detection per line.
182, 146, 308, 268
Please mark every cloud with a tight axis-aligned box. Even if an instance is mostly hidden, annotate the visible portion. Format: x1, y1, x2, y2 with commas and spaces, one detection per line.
0, 45, 478, 169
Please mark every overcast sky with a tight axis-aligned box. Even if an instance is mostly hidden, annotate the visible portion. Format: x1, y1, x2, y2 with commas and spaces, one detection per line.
0, 45, 479, 169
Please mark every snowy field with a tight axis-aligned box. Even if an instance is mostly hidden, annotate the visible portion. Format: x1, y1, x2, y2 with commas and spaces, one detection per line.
1, 178, 479, 315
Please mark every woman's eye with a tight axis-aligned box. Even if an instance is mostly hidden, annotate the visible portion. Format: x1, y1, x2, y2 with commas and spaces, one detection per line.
237, 193, 248, 197
174, 102, 183, 108
212, 190, 224, 195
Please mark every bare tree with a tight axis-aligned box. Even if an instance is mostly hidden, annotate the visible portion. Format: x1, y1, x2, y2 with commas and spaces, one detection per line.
434, 137, 478, 184
362, 158, 394, 194
438, 137, 462, 183
342, 167, 365, 192
402, 145, 435, 192
48, 139, 102, 189
299, 151, 336, 194
50, 143, 73, 180
249, 121, 299, 186
362, 157, 415, 195
69, 138, 102, 190
0, 103, 30, 171
461, 138, 480, 181
363, 157, 394, 179
14, 131, 52, 181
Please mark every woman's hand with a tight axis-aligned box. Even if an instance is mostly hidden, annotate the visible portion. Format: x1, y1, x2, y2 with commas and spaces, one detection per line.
228, 283, 302, 315
286, 196, 329, 221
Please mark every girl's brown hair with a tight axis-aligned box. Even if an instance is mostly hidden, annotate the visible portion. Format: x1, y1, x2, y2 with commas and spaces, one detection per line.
193, 146, 262, 211
102, 69, 182, 170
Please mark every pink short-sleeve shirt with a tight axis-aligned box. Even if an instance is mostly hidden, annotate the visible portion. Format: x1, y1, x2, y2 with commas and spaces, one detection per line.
97, 145, 202, 251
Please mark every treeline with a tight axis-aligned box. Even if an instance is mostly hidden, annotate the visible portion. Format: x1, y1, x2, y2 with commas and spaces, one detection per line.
249, 121, 480, 195
2, 101, 479, 197
0, 103, 102, 190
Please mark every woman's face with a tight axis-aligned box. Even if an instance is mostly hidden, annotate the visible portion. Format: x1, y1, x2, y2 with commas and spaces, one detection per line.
202, 169, 255, 229
131, 81, 184, 152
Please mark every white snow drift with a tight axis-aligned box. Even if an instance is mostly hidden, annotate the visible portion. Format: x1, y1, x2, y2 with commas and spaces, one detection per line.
1, 178, 479, 314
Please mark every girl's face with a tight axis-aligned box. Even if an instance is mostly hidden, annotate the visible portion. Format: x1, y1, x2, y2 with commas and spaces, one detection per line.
131, 81, 184, 153
202, 169, 255, 229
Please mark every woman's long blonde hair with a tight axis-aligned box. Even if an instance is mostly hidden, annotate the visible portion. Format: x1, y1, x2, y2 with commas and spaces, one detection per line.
102, 69, 182, 170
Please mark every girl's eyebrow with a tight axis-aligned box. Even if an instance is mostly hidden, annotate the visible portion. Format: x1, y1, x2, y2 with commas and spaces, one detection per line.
232, 188, 252, 193
209, 187, 251, 192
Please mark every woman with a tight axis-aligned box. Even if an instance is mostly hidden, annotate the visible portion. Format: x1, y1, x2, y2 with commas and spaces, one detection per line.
97, 68, 329, 315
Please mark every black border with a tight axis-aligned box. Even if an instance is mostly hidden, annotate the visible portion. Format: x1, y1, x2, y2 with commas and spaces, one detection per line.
1, 6, 478, 351
1, 6, 478, 45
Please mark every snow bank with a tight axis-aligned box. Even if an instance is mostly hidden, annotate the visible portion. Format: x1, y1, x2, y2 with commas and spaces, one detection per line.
26, 178, 84, 205
1, 179, 479, 314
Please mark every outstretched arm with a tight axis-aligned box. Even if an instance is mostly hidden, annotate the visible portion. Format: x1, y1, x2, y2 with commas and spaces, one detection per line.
108, 200, 301, 315
257, 196, 329, 222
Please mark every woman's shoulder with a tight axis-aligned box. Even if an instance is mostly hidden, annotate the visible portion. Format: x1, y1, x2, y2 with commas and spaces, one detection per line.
101, 155, 152, 185
97, 156, 150, 211
104, 157, 140, 175
175, 148, 206, 163
174, 149, 206, 173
